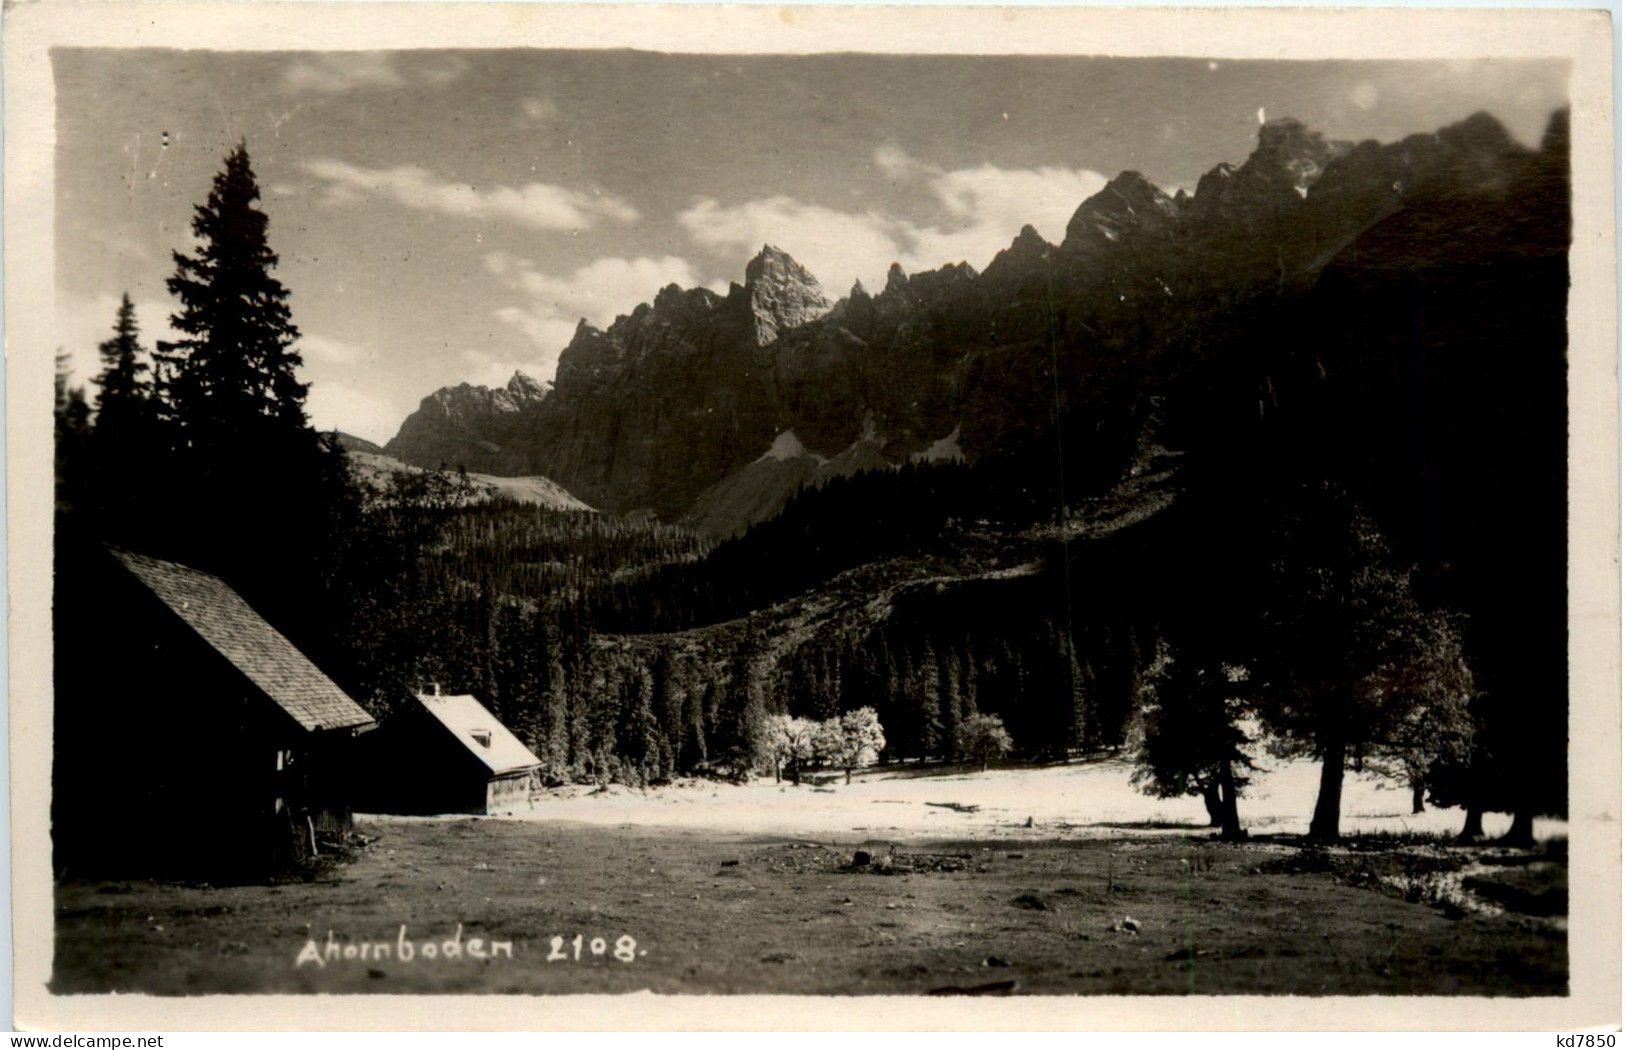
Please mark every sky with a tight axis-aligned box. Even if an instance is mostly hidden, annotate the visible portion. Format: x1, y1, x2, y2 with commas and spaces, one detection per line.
53, 50, 1568, 444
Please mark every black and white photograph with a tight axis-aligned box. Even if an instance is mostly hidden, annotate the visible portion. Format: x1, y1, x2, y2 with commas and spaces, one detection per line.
6, 1, 1618, 1032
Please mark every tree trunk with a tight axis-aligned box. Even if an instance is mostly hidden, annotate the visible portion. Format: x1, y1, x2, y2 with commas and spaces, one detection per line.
845, 766, 852, 785
1458, 803, 1485, 841
1216, 762, 1247, 841
1501, 807, 1536, 848
1200, 781, 1224, 827
790, 762, 800, 787
1308, 732, 1346, 841
773, 762, 781, 784
1410, 779, 1426, 815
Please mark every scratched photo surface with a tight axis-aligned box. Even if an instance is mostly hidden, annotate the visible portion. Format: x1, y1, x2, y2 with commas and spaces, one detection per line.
47, 45, 1574, 998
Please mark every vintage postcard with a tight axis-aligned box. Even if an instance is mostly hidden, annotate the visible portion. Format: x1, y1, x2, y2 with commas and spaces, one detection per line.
5, 1, 1618, 1032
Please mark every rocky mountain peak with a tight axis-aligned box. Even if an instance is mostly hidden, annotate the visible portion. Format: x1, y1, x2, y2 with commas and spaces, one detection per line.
652, 283, 689, 311
745, 244, 811, 284
415, 371, 547, 420
885, 263, 909, 295
383, 370, 552, 474
1246, 118, 1351, 192
1438, 110, 1517, 156
1011, 223, 1050, 253
901, 261, 978, 301
1063, 170, 1180, 252
1106, 171, 1177, 209
1184, 117, 1349, 227
741, 244, 830, 346
504, 370, 550, 404
984, 224, 1055, 285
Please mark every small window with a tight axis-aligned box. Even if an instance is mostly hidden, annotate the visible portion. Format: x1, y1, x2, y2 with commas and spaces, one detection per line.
471, 730, 492, 748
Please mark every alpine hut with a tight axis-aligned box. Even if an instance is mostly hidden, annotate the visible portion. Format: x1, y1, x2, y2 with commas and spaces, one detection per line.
52, 547, 376, 876
357, 688, 542, 815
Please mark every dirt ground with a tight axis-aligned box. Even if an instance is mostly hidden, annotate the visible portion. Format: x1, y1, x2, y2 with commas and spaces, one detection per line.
53, 817, 1566, 996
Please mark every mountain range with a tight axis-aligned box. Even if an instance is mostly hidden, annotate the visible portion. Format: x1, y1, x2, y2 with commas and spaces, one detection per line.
379, 110, 1567, 538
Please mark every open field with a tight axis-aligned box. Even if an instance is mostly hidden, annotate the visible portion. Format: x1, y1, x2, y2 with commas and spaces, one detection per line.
53, 762, 1566, 996
489, 756, 1561, 842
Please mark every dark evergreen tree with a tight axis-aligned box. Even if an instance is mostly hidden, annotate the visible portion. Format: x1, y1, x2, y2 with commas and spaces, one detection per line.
616, 666, 664, 786
712, 639, 766, 779
161, 142, 307, 439
92, 295, 155, 440
86, 296, 161, 536
916, 638, 943, 758
1133, 638, 1256, 840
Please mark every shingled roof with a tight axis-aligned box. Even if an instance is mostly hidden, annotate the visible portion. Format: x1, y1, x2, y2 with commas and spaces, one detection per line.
111, 549, 375, 734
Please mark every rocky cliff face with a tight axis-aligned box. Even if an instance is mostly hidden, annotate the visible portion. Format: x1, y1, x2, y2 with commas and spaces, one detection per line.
384, 110, 1563, 536
384, 370, 551, 474
1062, 172, 1181, 253
738, 245, 831, 346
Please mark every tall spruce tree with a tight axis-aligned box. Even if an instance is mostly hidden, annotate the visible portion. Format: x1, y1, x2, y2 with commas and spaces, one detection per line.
88, 295, 160, 531
162, 142, 308, 441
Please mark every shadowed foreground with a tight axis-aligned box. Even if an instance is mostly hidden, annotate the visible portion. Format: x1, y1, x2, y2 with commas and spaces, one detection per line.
54, 819, 1564, 995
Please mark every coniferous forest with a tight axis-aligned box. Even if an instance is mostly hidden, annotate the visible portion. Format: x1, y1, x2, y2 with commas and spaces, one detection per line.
55, 102, 1570, 847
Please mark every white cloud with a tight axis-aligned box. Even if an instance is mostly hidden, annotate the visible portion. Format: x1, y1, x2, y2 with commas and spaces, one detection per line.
303, 159, 639, 231
485, 254, 706, 380
677, 149, 1108, 293
298, 333, 397, 439
282, 53, 470, 95
303, 378, 406, 446
677, 196, 903, 294
907, 161, 1107, 271
282, 54, 407, 94
456, 344, 557, 389
490, 308, 577, 361
299, 333, 376, 367
873, 144, 921, 179
508, 254, 703, 321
